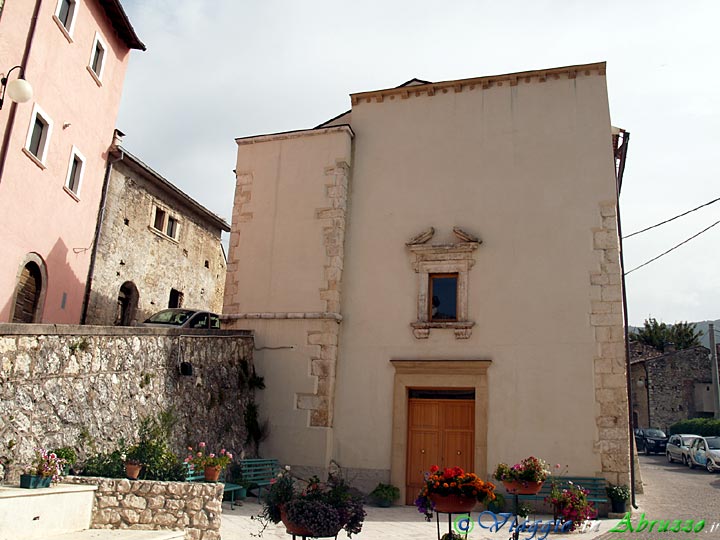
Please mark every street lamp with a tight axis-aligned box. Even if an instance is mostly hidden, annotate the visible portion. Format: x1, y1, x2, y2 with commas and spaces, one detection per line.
0, 66, 33, 110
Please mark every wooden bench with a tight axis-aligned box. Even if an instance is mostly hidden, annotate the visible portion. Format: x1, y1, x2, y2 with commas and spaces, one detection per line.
506, 476, 608, 511
240, 458, 281, 501
186, 467, 244, 510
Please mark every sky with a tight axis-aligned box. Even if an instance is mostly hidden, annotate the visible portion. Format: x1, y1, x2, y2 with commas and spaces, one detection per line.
116, 0, 720, 327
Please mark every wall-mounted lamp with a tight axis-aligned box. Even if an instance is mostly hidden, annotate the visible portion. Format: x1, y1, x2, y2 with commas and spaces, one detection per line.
0, 66, 33, 110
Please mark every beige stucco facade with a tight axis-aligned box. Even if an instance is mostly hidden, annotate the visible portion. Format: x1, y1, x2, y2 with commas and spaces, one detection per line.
224, 63, 630, 498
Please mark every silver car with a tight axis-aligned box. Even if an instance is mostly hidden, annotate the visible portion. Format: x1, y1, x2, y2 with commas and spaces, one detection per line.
687, 436, 720, 472
666, 434, 699, 465
141, 308, 221, 330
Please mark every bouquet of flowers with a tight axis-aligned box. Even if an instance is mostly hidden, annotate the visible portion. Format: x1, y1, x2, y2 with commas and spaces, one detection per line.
415, 465, 496, 520
185, 442, 233, 470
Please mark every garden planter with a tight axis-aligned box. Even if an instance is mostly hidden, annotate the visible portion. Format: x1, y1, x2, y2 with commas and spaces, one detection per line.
502, 480, 544, 495
204, 465, 221, 482
280, 506, 315, 537
428, 493, 477, 513
611, 499, 627, 513
125, 462, 142, 480
19, 474, 52, 488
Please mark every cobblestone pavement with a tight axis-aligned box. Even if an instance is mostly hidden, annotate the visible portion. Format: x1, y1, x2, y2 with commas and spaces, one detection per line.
593, 454, 720, 540
221, 493, 619, 540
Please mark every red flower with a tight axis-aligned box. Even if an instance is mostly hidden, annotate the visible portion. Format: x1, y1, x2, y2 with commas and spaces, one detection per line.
429, 465, 439, 473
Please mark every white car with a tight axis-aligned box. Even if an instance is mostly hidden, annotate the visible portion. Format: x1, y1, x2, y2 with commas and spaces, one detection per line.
666, 434, 700, 465
687, 436, 720, 472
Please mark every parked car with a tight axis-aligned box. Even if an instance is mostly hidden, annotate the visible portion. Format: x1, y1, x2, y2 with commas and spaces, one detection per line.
141, 308, 221, 330
635, 428, 668, 455
666, 434, 700, 464
687, 436, 720, 472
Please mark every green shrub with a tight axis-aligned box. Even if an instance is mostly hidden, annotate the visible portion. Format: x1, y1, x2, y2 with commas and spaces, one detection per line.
82, 448, 126, 478
669, 418, 720, 436
52, 447, 78, 466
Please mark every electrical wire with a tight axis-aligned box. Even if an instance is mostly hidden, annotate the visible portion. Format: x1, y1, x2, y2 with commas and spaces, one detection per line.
625, 218, 720, 275
623, 196, 720, 239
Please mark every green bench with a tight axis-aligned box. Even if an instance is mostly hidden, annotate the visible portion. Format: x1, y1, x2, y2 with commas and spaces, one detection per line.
240, 458, 281, 501
186, 467, 244, 510
506, 476, 608, 510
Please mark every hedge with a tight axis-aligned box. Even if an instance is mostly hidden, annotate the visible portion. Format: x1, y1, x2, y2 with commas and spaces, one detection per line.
669, 418, 720, 436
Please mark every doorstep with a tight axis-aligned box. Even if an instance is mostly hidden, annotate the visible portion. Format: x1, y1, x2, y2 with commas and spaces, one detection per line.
48, 531, 184, 540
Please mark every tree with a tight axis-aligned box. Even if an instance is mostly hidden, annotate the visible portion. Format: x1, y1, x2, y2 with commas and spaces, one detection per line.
630, 318, 702, 352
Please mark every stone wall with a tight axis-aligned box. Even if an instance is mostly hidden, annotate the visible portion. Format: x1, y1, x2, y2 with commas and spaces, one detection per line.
63, 476, 223, 540
0, 324, 254, 482
84, 155, 228, 326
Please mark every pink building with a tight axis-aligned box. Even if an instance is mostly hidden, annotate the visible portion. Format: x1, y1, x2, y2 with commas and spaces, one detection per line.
0, 0, 144, 323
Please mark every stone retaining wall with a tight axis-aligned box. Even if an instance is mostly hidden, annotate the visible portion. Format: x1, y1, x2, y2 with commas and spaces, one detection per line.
0, 324, 254, 482
63, 476, 223, 540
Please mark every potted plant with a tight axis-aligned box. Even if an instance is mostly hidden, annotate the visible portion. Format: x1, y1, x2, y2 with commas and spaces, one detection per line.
493, 456, 549, 495
546, 482, 597, 530
52, 447, 77, 475
20, 448, 66, 488
415, 465, 496, 521
123, 446, 143, 480
605, 483, 630, 513
257, 466, 365, 537
185, 442, 233, 481
369, 482, 400, 507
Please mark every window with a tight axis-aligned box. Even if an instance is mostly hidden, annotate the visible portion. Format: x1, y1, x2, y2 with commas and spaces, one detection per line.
88, 32, 107, 83
54, 0, 78, 37
150, 205, 180, 240
429, 273, 458, 321
64, 146, 85, 196
25, 104, 53, 166
169, 288, 183, 308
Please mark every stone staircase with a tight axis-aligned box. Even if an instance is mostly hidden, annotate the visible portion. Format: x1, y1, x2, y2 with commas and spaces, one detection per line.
0, 484, 183, 540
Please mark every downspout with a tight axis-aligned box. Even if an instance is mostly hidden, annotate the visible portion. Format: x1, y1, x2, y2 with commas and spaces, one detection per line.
0, 0, 42, 185
615, 131, 636, 508
80, 141, 124, 323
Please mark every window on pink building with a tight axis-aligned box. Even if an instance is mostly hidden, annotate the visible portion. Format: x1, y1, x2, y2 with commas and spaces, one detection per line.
25, 104, 53, 165
64, 146, 85, 197
88, 32, 107, 83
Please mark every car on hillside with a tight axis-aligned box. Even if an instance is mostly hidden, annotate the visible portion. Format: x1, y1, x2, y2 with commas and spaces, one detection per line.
666, 434, 700, 464
687, 436, 720, 472
141, 308, 221, 330
635, 428, 668, 455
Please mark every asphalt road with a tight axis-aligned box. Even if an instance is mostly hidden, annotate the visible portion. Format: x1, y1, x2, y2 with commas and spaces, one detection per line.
594, 453, 720, 540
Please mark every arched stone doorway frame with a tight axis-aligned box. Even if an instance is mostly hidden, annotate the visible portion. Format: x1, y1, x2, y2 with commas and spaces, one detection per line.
10, 253, 48, 323
116, 281, 139, 326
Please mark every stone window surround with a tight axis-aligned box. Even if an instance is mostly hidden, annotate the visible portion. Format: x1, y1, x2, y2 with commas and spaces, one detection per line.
24, 103, 53, 166
63, 144, 85, 199
149, 203, 181, 242
87, 31, 107, 86
407, 242, 478, 339
53, 0, 79, 42
389, 359, 491, 506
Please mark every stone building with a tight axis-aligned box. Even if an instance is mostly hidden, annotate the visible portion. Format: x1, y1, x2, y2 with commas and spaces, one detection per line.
630, 343, 716, 430
0, 0, 144, 323
83, 134, 229, 325
224, 62, 631, 500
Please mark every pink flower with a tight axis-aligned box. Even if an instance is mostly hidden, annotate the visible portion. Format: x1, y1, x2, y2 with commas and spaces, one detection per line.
209, 453, 215, 458
199, 442, 206, 448
197, 452, 202, 457
188, 446, 193, 451
227, 453, 233, 459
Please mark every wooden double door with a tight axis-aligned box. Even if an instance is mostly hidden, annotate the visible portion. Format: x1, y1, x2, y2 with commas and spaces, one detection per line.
405, 393, 475, 504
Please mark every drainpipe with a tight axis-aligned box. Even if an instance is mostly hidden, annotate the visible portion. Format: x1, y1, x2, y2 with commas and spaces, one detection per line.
80, 132, 124, 323
0, 0, 42, 185
615, 131, 636, 508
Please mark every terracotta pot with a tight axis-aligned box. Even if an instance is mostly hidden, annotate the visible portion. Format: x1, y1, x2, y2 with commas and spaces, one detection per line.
502, 480, 544, 495
429, 493, 477, 513
280, 506, 314, 537
204, 465, 222, 482
125, 462, 142, 480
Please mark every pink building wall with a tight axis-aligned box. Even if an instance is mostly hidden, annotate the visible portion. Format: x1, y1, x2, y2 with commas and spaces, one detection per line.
0, 0, 141, 323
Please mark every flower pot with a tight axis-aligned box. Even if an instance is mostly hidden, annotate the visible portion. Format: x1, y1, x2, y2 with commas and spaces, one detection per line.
502, 480, 544, 495
125, 462, 142, 480
376, 498, 392, 508
204, 465, 222, 482
611, 499, 627, 513
280, 506, 315, 537
20, 474, 52, 488
429, 493, 477, 513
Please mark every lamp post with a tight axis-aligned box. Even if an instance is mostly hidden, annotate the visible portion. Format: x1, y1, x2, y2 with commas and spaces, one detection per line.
0, 66, 33, 110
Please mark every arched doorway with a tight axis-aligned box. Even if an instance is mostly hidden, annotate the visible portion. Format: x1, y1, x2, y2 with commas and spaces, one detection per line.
12, 254, 47, 323
115, 281, 139, 326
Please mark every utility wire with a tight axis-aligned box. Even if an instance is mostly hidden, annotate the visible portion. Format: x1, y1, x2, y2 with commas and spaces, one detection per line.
624, 196, 720, 239
625, 218, 720, 275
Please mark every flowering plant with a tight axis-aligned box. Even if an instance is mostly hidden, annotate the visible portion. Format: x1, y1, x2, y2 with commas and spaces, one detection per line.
256, 466, 365, 537
26, 448, 66, 480
492, 456, 549, 484
546, 482, 597, 530
415, 465, 496, 521
185, 442, 233, 469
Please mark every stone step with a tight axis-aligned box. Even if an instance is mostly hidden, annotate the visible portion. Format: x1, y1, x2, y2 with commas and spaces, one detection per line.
48, 530, 184, 540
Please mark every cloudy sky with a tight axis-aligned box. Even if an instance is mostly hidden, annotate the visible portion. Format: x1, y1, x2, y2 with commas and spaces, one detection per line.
117, 0, 720, 327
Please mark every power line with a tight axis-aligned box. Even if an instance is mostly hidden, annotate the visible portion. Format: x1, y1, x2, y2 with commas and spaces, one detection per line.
623, 196, 720, 239
625, 218, 720, 275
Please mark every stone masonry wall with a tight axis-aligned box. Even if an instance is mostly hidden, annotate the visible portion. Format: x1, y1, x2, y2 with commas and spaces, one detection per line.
0, 324, 253, 482
85, 159, 227, 326
590, 200, 631, 487
63, 476, 223, 540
